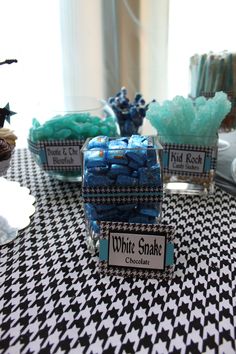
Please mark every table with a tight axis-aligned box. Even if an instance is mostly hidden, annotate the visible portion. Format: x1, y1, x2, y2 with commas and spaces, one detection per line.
1, 149, 236, 354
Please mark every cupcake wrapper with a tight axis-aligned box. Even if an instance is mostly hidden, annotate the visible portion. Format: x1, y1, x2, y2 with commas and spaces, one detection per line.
0, 157, 11, 176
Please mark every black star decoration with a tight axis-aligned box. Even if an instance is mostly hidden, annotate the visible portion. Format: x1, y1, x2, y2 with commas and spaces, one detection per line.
0, 103, 16, 128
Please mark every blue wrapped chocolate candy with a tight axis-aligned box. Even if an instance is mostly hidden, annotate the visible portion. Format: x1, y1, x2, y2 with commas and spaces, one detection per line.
82, 135, 162, 188
84, 202, 161, 236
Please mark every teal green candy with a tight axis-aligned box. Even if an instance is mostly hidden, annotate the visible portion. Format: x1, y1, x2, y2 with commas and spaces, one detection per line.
54, 128, 72, 139
146, 91, 231, 146
99, 125, 109, 136
32, 118, 40, 128
30, 112, 118, 142
29, 112, 119, 180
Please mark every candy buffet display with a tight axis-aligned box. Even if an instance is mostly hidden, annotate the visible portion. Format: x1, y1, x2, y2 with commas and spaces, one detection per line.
146, 92, 231, 194
81, 135, 163, 252
108, 87, 147, 136
28, 98, 119, 182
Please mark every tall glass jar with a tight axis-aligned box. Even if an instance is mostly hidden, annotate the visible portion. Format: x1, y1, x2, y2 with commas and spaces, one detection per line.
159, 134, 218, 195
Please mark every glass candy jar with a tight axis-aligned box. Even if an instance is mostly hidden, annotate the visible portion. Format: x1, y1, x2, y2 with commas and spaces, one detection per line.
159, 134, 218, 195
28, 97, 120, 182
81, 135, 163, 252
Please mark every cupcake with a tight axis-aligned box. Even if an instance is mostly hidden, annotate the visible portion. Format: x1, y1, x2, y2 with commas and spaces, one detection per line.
0, 128, 17, 176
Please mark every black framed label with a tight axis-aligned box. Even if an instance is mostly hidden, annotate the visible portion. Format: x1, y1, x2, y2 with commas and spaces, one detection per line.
99, 221, 175, 279
162, 143, 217, 177
28, 139, 85, 171
44, 144, 81, 168
168, 148, 206, 173
108, 232, 166, 270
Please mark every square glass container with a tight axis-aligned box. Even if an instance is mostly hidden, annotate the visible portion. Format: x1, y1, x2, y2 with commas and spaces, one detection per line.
159, 135, 218, 195
83, 201, 162, 252
81, 135, 163, 252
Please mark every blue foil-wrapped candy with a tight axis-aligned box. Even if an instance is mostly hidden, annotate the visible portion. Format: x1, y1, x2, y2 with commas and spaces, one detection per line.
84, 202, 161, 234
83, 135, 162, 188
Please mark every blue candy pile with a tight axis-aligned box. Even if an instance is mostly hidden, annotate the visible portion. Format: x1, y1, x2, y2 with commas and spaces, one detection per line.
83, 135, 161, 187
146, 91, 231, 145
108, 87, 147, 136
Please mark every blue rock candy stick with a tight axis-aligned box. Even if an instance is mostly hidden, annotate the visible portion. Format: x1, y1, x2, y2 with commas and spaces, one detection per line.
108, 87, 147, 136
146, 92, 231, 146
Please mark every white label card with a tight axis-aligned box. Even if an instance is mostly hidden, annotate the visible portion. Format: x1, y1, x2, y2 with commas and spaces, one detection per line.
45, 145, 81, 167
168, 149, 205, 173
108, 232, 166, 270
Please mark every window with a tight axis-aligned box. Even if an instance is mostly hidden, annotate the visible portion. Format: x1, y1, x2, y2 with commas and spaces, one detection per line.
1, 0, 236, 146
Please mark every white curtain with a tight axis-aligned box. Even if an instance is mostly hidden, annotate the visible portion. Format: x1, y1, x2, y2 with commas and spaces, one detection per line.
0, 0, 63, 147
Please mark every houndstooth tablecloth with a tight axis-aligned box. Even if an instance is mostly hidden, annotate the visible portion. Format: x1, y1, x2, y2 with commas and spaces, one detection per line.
1, 149, 236, 354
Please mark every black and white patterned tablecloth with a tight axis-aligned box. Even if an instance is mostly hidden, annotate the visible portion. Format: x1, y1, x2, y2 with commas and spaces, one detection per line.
1, 149, 236, 354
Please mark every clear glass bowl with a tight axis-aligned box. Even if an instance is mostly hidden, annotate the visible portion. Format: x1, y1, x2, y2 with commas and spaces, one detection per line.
28, 97, 120, 182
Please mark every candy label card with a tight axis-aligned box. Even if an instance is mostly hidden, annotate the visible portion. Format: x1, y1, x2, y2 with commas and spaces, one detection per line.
108, 232, 166, 270
162, 143, 217, 177
28, 139, 84, 171
99, 221, 175, 279
168, 149, 206, 173
45, 145, 81, 167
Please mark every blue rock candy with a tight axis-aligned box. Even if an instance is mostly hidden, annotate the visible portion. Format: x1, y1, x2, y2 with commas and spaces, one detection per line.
146, 91, 231, 146
108, 87, 147, 136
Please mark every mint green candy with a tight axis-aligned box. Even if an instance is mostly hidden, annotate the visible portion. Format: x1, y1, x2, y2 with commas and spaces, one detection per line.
32, 118, 40, 128
54, 129, 72, 139
30, 112, 119, 142
89, 125, 99, 136
99, 125, 109, 136
146, 91, 231, 146
29, 109, 119, 181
